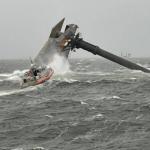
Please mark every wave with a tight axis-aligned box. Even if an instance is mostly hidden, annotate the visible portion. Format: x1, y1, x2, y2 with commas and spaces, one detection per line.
0, 70, 26, 77
85, 113, 104, 121
0, 73, 11, 77
0, 86, 36, 97
11, 146, 45, 150
74, 71, 113, 76
53, 78, 132, 86
129, 77, 137, 80
101, 95, 121, 100
0, 69, 27, 82
53, 76, 78, 83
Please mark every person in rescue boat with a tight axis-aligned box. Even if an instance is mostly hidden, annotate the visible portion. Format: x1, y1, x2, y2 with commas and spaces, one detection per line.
30, 63, 40, 79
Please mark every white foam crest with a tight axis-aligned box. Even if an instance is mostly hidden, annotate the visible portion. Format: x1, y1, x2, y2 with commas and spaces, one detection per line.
48, 54, 70, 75
12, 148, 24, 150
101, 95, 121, 100
80, 101, 88, 105
53, 76, 78, 83
130, 77, 137, 80
131, 70, 143, 74
112, 95, 121, 99
85, 113, 103, 121
63, 78, 78, 83
74, 71, 113, 76
0, 70, 27, 77
0, 86, 36, 97
12, 147, 45, 150
0, 69, 28, 82
0, 73, 11, 77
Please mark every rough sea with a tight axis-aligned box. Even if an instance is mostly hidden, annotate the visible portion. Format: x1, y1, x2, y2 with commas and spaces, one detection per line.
0, 57, 150, 150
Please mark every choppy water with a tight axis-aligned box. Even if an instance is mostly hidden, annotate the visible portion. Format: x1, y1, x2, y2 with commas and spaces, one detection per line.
0, 58, 150, 150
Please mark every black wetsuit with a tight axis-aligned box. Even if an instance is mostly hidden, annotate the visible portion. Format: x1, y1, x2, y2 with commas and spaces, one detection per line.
33, 69, 37, 76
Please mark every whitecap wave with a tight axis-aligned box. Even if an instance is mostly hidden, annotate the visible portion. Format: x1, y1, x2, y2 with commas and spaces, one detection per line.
80, 101, 88, 105
130, 77, 137, 80
53, 74, 78, 83
101, 95, 121, 100
85, 113, 103, 121
0, 73, 11, 77
0, 69, 28, 82
0, 86, 36, 97
74, 71, 113, 76
11, 148, 24, 150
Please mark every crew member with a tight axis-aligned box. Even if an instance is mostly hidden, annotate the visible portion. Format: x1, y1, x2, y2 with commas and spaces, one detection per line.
30, 64, 38, 79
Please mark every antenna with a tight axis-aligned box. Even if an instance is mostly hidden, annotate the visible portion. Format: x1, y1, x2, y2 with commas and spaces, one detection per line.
29, 57, 33, 64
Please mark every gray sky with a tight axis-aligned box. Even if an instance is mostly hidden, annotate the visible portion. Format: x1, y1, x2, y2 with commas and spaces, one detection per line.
0, 0, 150, 59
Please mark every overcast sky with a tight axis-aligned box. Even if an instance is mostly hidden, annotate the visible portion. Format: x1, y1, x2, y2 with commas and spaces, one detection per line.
0, 0, 150, 59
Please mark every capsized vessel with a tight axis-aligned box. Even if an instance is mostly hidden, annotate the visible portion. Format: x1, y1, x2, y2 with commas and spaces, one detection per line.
34, 18, 150, 73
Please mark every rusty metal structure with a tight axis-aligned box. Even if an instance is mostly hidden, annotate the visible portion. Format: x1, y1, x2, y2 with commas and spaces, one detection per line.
34, 18, 150, 73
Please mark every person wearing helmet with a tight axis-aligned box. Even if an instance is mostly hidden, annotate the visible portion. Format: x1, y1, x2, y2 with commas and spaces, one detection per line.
30, 63, 38, 79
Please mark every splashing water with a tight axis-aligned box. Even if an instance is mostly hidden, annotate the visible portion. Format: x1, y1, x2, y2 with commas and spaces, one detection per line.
0, 54, 71, 86
48, 54, 70, 75
0, 69, 28, 82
